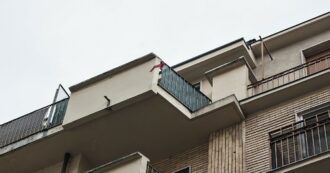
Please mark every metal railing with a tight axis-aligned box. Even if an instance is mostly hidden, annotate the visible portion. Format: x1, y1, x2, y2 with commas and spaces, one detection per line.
146, 163, 160, 173
269, 109, 330, 169
0, 98, 69, 148
158, 65, 211, 112
248, 54, 330, 97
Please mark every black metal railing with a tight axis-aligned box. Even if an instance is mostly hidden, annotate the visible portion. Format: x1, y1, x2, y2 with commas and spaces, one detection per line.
0, 98, 69, 148
248, 54, 330, 97
158, 65, 210, 112
146, 163, 160, 173
270, 109, 330, 169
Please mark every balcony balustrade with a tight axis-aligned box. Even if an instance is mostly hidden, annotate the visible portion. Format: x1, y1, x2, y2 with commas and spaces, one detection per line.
248, 54, 330, 97
158, 65, 211, 112
0, 98, 69, 148
270, 107, 330, 169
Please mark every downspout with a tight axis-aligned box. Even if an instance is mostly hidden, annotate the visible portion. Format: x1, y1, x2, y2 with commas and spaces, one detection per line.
61, 153, 71, 173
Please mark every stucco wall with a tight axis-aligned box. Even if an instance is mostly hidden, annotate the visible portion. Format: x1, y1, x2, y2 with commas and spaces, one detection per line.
212, 65, 249, 101
64, 58, 159, 126
253, 30, 330, 80
96, 157, 148, 173
201, 78, 212, 99
245, 86, 330, 173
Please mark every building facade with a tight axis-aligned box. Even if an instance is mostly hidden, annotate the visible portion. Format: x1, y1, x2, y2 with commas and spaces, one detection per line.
0, 12, 329, 173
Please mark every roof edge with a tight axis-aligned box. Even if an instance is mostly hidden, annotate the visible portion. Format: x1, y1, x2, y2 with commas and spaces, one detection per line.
251, 11, 330, 45
70, 53, 158, 92
172, 38, 246, 69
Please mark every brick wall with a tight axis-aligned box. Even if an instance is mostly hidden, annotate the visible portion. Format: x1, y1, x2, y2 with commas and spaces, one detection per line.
153, 143, 208, 173
208, 122, 245, 173
153, 122, 245, 173
245, 86, 330, 173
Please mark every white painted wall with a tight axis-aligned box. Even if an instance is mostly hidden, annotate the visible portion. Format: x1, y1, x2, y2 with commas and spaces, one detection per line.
63, 58, 160, 126
201, 79, 212, 99
212, 65, 249, 101
99, 157, 148, 173
254, 30, 330, 80
87, 153, 149, 173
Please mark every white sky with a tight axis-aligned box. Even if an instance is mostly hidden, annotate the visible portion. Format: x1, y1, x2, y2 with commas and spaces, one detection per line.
0, 0, 329, 124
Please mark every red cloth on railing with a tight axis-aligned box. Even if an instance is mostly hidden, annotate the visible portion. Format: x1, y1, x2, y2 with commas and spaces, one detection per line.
150, 61, 165, 72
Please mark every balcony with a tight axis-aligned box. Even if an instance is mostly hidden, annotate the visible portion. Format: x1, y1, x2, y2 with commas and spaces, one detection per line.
0, 85, 69, 150
241, 54, 330, 114
0, 98, 69, 148
0, 54, 244, 173
269, 106, 330, 172
158, 65, 210, 112
247, 54, 330, 97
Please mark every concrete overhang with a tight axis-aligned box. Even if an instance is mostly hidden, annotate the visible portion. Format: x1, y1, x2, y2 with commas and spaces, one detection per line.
240, 68, 330, 115
270, 152, 330, 173
251, 12, 330, 57
0, 89, 244, 173
204, 56, 257, 85
0, 55, 244, 173
173, 38, 256, 82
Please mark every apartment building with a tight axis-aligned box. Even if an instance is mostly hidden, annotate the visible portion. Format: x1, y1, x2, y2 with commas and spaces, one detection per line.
0, 12, 329, 173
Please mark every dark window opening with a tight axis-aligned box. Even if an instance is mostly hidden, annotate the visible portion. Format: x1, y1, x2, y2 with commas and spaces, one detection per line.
175, 167, 190, 173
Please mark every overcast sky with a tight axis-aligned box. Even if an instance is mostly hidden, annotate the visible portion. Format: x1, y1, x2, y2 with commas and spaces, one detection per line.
0, 0, 329, 124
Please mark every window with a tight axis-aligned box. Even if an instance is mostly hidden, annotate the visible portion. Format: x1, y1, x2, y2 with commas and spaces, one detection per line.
174, 167, 190, 173
303, 40, 330, 74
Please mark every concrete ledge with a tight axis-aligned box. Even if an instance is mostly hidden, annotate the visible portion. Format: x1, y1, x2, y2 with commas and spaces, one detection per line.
269, 151, 330, 173
241, 68, 330, 115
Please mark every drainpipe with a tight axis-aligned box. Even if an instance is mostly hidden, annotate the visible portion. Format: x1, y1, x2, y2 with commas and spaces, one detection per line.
61, 153, 71, 173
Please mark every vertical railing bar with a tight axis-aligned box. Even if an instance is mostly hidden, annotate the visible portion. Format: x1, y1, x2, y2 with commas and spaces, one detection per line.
293, 130, 297, 162
317, 116, 322, 152
324, 123, 328, 150
287, 137, 290, 164
275, 141, 278, 169
299, 131, 303, 160
304, 120, 310, 157
311, 127, 316, 155
281, 139, 284, 166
